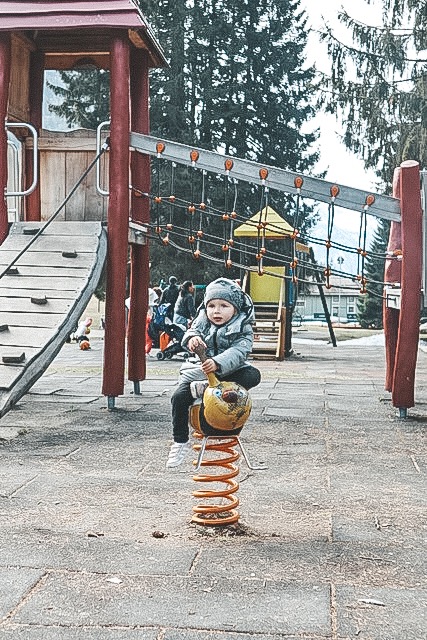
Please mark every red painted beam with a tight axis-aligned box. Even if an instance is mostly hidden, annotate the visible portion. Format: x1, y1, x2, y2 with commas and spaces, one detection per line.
102, 33, 130, 398
0, 33, 11, 244
127, 48, 150, 383
25, 51, 44, 222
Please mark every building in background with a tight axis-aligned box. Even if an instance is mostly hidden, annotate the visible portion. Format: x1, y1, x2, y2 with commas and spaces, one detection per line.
296, 276, 361, 325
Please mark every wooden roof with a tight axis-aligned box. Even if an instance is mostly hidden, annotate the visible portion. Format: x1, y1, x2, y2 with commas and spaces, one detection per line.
0, 1, 166, 68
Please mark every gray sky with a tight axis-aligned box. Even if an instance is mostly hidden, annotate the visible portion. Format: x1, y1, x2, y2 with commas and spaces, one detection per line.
302, 0, 382, 191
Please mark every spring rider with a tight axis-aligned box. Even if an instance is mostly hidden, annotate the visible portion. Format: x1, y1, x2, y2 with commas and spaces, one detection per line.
189, 345, 266, 526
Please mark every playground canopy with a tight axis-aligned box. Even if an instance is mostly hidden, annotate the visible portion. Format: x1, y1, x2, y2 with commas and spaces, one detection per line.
0, 0, 165, 70
234, 206, 294, 239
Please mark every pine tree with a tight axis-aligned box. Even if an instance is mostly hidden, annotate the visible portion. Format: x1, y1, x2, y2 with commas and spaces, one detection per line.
142, 0, 190, 142
141, 0, 321, 284
357, 218, 390, 328
47, 69, 110, 130
320, 0, 427, 187
47, 1, 320, 284
320, 1, 426, 327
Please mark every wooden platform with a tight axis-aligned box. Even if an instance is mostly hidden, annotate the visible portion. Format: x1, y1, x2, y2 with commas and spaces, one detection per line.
0, 221, 107, 417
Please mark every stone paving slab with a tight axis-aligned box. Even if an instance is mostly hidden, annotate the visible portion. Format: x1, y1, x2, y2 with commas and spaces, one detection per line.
263, 406, 324, 419
13, 573, 331, 636
193, 540, 426, 587
332, 511, 427, 546
163, 632, 301, 640
21, 394, 101, 405
0, 338, 426, 637
0, 531, 198, 575
0, 567, 44, 619
0, 628, 158, 639
336, 586, 427, 639
0, 405, 72, 427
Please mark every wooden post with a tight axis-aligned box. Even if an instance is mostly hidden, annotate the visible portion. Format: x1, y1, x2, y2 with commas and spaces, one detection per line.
384, 168, 402, 392
127, 48, 151, 384
0, 33, 11, 244
384, 160, 422, 410
309, 247, 337, 347
25, 51, 44, 221
102, 34, 130, 399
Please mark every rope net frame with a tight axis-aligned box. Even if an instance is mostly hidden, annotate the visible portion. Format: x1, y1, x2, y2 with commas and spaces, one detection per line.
131, 139, 401, 304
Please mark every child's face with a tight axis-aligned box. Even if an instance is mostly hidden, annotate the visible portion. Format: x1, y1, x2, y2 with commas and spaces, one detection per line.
206, 299, 236, 325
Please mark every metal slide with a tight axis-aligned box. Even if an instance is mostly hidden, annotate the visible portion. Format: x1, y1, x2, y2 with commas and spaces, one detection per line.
0, 221, 107, 418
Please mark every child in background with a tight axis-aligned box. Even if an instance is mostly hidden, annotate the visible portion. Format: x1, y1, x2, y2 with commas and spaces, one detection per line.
74, 317, 93, 350
166, 277, 261, 468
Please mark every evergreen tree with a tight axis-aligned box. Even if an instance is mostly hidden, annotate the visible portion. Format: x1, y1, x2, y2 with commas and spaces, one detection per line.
141, 0, 320, 283
319, 1, 426, 327
320, 0, 427, 187
141, 0, 190, 142
183, 0, 319, 168
47, 69, 110, 130
357, 218, 390, 328
47, 1, 320, 284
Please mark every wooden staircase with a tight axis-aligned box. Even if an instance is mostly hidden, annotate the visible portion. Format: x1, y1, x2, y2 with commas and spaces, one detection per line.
252, 303, 286, 360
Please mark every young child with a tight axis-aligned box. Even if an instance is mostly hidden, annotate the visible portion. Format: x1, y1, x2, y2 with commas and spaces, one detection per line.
166, 277, 261, 468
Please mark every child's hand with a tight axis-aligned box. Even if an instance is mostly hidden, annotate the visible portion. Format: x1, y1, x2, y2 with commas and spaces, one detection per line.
201, 358, 218, 374
188, 337, 207, 352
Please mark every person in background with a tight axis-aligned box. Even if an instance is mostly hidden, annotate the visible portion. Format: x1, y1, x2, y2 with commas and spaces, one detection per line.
146, 286, 163, 355
153, 286, 162, 302
173, 280, 196, 329
159, 276, 179, 308
148, 285, 159, 316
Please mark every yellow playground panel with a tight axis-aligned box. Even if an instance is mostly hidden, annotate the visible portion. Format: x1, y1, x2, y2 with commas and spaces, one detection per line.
235, 208, 293, 359
247, 266, 285, 304
236, 206, 309, 359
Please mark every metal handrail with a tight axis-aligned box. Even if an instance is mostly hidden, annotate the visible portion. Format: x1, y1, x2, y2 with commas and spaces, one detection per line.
96, 120, 110, 196
7, 137, 20, 220
5, 122, 38, 197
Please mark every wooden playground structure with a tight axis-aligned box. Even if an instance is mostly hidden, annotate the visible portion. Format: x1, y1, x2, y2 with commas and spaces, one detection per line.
0, 1, 424, 420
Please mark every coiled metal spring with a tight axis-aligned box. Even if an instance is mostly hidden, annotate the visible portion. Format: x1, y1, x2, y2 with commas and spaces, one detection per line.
191, 434, 241, 526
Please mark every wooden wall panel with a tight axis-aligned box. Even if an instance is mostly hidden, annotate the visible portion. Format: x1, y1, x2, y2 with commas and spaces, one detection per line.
40, 151, 66, 220
25, 129, 110, 221
64, 151, 89, 220
8, 35, 32, 123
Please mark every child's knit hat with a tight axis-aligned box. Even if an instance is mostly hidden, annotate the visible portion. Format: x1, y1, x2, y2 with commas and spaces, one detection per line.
204, 278, 244, 311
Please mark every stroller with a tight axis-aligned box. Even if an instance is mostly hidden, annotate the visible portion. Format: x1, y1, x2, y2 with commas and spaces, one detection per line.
147, 303, 190, 360
157, 322, 191, 360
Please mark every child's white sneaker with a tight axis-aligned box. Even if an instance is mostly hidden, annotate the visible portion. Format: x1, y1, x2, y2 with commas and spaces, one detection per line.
190, 381, 208, 399
166, 442, 192, 468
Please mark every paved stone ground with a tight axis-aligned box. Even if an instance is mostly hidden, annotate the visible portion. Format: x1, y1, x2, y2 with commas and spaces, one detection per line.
0, 334, 426, 639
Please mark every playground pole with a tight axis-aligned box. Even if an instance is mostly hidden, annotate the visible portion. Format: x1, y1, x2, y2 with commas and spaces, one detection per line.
384, 160, 422, 413
0, 33, 11, 244
25, 50, 44, 222
102, 33, 130, 400
128, 48, 151, 385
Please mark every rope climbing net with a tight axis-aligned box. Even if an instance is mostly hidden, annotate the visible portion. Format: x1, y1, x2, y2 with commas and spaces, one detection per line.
130, 133, 402, 304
